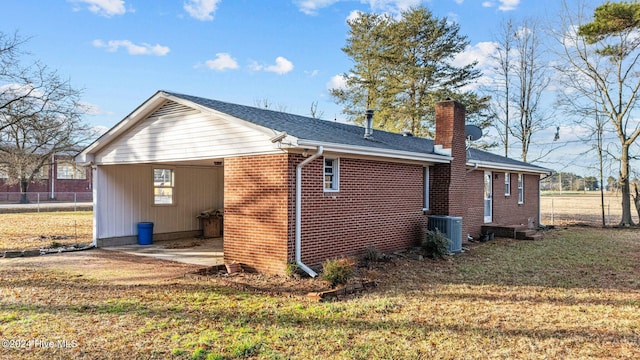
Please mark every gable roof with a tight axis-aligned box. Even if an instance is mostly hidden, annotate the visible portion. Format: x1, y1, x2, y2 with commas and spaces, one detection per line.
165, 91, 550, 174
165, 91, 438, 155
77, 90, 551, 175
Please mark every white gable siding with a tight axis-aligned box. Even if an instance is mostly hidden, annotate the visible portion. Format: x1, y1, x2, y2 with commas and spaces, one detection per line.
96, 164, 223, 239
95, 100, 277, 164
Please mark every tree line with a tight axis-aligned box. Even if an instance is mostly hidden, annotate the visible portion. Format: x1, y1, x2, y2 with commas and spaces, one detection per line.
328, 2, 640, 226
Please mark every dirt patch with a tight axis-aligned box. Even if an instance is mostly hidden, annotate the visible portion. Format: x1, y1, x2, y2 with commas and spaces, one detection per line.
1, 248, 205, 285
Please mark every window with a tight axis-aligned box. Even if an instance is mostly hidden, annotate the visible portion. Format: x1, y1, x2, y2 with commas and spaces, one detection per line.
423, 166, 430, 211
154, 168, 174, 205
57, 162, 86, 179
518, 173, 524, 204
504, 172, 511, 196
38, 165, 49, 180
323, 158, 339, 191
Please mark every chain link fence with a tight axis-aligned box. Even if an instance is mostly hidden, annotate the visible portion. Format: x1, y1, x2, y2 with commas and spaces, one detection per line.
0, 192, 92, 213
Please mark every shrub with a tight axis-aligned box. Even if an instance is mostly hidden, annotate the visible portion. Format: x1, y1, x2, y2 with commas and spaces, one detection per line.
285, 262, 300, 278
422, 228, 451, 259
362, 245, 382, 263
321, 257, 355, 287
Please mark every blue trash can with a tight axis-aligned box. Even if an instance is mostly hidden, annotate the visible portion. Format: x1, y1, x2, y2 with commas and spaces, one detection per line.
137, 222, 154, 245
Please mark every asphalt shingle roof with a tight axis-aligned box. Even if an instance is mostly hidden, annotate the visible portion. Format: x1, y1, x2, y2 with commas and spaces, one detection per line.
166, 91, 548, 172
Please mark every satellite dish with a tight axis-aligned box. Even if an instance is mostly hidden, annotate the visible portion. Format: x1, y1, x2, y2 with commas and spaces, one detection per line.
465, 125, 483, 141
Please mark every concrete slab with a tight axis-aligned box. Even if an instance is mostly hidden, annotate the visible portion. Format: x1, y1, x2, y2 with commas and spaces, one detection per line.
103, 237, 223, 267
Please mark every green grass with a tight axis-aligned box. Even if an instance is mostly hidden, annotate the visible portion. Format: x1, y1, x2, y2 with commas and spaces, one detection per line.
1, 227, 639, 359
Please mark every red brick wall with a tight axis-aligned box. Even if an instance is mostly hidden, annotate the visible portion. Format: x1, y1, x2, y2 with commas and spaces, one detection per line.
492, 172, 541, 228
464, 170, 485, 238
223, 154, 291, 275
0, 155, 91, 199
292, 155, 427, 268
464, 170, 541, 237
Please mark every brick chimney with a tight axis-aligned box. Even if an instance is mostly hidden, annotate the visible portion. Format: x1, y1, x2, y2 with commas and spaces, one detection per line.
431, 99, 467, 219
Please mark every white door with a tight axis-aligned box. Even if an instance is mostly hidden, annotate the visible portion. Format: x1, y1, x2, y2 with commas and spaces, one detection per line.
484, 171, 493, 223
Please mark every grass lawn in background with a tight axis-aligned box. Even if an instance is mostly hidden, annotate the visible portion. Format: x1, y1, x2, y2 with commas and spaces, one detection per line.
1, 226, 639, 359
0, 211, 92, 251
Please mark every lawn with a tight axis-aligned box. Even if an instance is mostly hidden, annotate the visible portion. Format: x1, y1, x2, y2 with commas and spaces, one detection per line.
0, 211, 92, 251
1, 225, 639, 359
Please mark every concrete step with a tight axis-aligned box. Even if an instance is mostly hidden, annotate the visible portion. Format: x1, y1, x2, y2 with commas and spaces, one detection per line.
516, 229, 543, 240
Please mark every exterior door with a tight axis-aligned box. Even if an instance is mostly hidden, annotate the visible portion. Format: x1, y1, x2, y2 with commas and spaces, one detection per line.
484, 171, 493, 223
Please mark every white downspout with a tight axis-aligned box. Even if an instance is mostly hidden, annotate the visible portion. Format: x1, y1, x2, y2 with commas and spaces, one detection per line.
50, 154, 55, 199
466, 163, 479, 174
91, 164, 98, 247
295, 146, 323, 278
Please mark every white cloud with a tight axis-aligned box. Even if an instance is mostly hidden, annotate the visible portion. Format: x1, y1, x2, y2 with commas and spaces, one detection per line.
251, 57, 294, 75
346, 10, 362, 23
297, 0, 424, 17
453, 0, 464, 4
327, 74, 347, 91
453, 41, 498, 69
93, 39, 170, 56
78, 101, 112, 115
295, 0, 340, 15
70, 0, 127, 17
305, 69, 320, 77
498, 0, 519, 11
266, 57, 294, 74
184, 0, 221, 21
480, 0, 519, 11
365, 0, 422, 15
91, 125, 110, 136
202, 53, 239, 71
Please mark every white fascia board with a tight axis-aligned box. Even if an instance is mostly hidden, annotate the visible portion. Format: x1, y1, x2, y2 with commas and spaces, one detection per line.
467, 160, 552, 176
90, 149, 286, 166
296, 139, 451, 164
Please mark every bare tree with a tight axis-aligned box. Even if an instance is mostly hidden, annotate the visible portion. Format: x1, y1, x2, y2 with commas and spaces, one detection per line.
490, 18, 553, 162
253, 97, 288, 112
0, 31, 93, 203
491, 18, 514, 157
309, 101, 324, 119
554, 1, 640, 226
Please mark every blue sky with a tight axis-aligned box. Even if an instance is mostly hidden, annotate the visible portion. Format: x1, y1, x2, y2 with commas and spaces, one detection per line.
3, 0, 613, 177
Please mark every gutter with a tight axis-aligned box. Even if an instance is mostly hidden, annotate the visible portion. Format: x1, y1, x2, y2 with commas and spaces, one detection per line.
466, 162, 479, 173
295, 146, 323, 278
296, 140, 451, 164
465, 160, 552, 175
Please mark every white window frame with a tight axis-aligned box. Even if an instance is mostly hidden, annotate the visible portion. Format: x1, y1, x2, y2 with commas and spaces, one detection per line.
56, 161, 86, 180
153, 168, 175, 205
323, 157, 340, 192
423, 166, 429, 211
505, 172, 511, 196
518, 173, 524, 204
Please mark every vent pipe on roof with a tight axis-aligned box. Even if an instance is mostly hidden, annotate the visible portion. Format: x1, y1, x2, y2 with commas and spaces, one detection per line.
364, 109, 374, 138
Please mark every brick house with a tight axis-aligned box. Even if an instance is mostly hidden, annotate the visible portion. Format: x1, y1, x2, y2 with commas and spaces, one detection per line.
0, 154, 92, 202
76, 91, 551, 275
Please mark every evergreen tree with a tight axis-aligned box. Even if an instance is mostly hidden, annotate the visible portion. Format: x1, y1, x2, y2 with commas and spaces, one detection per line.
331, 7, 485, 137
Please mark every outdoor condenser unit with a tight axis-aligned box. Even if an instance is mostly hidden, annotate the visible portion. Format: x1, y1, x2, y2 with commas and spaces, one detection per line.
427, 215, 463, 253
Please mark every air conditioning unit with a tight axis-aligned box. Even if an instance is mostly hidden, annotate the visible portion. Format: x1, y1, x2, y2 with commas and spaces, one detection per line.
427, 215, 462, 253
